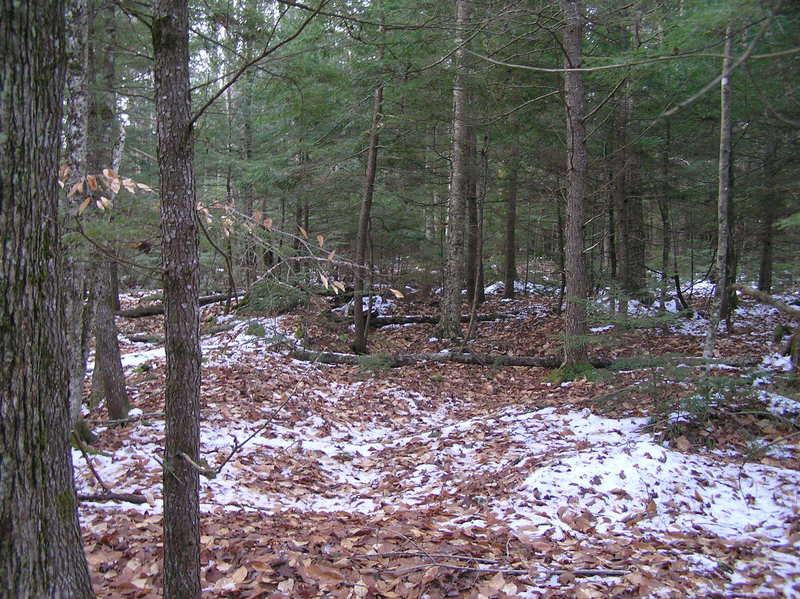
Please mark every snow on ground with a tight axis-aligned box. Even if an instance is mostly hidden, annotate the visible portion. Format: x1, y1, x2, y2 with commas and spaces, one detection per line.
75, 294, 800, 597
332, 295, 397, 316
484, 280, 551, 296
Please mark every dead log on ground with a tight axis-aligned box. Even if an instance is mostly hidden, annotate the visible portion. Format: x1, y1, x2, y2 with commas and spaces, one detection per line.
734, 286, 800, 320
291, 350, 760, 370
117, 292, 232, 318
291, 349, 612, 368
370, 313, 517, 328
78, 492, 148, 504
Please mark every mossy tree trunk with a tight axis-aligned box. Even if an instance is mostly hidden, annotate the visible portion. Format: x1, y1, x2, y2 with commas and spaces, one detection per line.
0, 0, 94, 594
560, 0, 590, 367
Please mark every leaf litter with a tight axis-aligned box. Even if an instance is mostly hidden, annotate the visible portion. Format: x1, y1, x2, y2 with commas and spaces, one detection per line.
76, 286, 800, 598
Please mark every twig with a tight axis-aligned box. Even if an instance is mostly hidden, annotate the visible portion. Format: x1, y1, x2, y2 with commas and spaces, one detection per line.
73, 432, 110, 494
386, 561, 627, 578
211, 352, 324, 475
352, 551, 498, 564
176, 451, 217, 479
73, 432, 149, 504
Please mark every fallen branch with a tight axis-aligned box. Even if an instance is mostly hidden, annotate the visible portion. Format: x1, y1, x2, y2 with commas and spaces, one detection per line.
78, 492, 148, 505
117, 292, 233, 318
734, 286, 800, 320
73, 433, 147, 504
290, 349, 613, 368
369, 312, 517, 328
87, 411, 164, 426
386, 561, 628, 578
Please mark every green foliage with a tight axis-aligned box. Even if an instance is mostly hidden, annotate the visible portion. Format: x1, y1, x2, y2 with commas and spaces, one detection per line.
610, 354, 688, 372
236, 279, 307, 316
357, 352, 393, 374
245, 321, 266, 337
548, 362, 599, 384
778, 212, 800, 230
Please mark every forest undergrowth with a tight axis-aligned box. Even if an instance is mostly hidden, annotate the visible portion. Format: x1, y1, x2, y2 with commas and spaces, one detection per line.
75, 283, 800, 599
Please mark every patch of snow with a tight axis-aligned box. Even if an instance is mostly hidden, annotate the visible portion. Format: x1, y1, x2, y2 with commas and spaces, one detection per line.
590, 325, 614, 333
761, 353, 794, 372
760, 391, 800, 416
332, 295, 396, 316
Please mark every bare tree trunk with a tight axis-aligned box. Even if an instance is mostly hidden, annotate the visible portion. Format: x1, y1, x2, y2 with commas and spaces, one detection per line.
437, 0, 471, 340
503, 146, 519, 299
95, 261, 130, 419
0, 1, 94, 594
87, 0, 130, 420
560, 0, 589, 367
657, 122, 672, 310
465, 126, 481, 306
758, 139, 779, 293
704, 24, 734, 358
153, 2, 202, 597
63, 0, 94, 430
353, 32, 384, 355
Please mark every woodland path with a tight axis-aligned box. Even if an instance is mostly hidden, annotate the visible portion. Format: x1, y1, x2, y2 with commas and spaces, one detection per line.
75, 286, 800, 598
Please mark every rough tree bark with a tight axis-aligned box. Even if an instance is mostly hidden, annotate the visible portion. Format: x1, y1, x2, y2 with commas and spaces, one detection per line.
0, 0, 94, 595
153, 1, 202, 597
704, 24, 734, 358
560, 0, 590, 367
437, 0, 471, 340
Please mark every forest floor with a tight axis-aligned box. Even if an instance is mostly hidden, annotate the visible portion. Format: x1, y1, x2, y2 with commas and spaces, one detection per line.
75, 282, 800, 599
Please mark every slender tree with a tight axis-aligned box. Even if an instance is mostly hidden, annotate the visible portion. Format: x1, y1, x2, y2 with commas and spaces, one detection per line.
353, 20, 385, 355
153, 1, 202, 597
88, 0, 130, 420
437, 0, 471, 340
503, 145, 520, 299
63, 0, 94, 430
560, 0, 589, 367
0, 0, 94, 595
704, 24, 734, 358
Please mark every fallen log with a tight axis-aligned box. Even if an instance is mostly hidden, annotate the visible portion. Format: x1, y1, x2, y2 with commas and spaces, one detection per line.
369, 313, 517, 328
291, 349, 760, 370
735, 286, 800, 320
117, 292, 232, 318
78, 492, 148, 505
290, 349, 612, 368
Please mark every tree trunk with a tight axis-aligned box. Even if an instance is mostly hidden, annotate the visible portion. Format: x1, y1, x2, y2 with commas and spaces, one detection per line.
625, 151, 646, 298
0, 1, 94, 595
87, 0, 130, 421
94, 260, 130, 419
353, 27, 384, 355
703, 24, 734, 358
758, 139, 779, 293
63, 0, 94, 430
611, 105, 628, 302
560, 0, 589, 367
503, 146, 519, 299
153, 2, 202, 597
437, 0, 471, 340
465, 127, 480, 306
657, 123, 672, 310
757, 194, 775, 293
